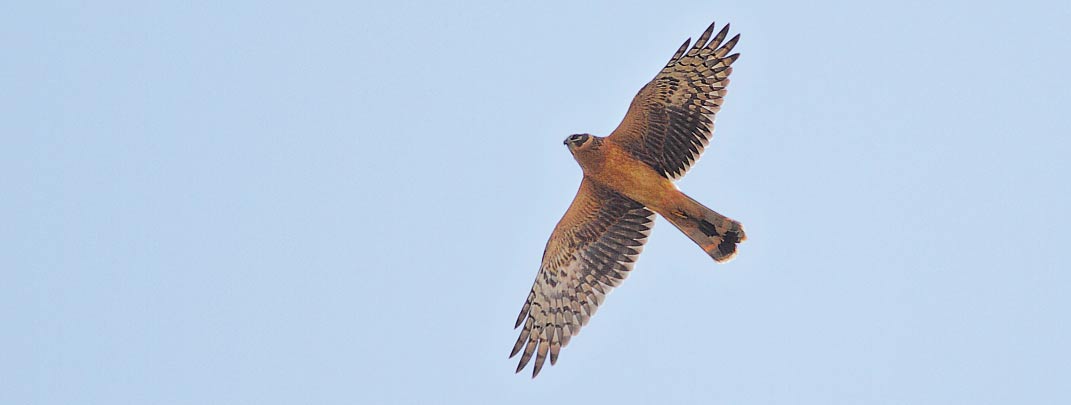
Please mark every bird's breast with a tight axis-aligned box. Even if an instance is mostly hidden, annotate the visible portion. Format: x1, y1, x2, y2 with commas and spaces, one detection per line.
582, 144, 676, 210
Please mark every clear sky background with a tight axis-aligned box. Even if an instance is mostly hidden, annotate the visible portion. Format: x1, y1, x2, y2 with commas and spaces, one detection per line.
4, 1, 1070, 404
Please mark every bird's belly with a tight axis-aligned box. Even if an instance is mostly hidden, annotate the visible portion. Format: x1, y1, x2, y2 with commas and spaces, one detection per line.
589, 152, 675, 210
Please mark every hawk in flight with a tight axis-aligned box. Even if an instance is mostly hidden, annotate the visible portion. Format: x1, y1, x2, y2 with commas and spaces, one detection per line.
511, 21, 746, 377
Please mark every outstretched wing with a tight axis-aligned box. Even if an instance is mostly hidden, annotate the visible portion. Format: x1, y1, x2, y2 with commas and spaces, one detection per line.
511, 179, 655, 377
608, 22, 740, 180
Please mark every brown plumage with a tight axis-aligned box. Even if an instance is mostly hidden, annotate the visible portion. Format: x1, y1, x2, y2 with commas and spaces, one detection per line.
512, 21, 746, 378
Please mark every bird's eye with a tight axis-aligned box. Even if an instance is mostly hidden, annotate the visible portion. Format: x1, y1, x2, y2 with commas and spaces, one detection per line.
564, 134, 589, 146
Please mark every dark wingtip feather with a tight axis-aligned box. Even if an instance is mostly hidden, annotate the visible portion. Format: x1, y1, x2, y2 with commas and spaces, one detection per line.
668, 38, 691, 63
722, 33, 741, 53
532, 341, 549, 377
509, 327, 529, 358
692, 21, 718, 51
707, 24, 732, 51
532, 356, 546, 378
509, 344, 522, 359
514, 308, 526, 328
724, 53, 741, 65
515, 339, 535, 373
514, 292, 533, 328
549, 339, 561, 365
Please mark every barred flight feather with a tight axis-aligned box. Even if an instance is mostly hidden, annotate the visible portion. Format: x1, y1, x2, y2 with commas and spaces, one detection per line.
610, 21, 741, 180
511, 179, 654, 377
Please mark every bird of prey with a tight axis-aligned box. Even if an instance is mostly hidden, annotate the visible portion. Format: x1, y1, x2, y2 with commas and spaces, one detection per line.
511, 21, 746, 377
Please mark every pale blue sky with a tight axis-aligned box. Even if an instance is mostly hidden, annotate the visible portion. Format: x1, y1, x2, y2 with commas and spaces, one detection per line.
4, 1, 1070, 404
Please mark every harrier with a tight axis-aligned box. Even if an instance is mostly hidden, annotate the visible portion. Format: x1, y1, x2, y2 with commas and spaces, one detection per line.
511, 21, 746, 377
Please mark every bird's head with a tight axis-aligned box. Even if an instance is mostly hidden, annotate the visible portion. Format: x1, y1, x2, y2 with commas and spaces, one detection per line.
563, 133, 594, 152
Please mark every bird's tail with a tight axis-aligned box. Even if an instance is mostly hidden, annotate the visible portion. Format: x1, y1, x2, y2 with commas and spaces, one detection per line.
659, 191, 746, 262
